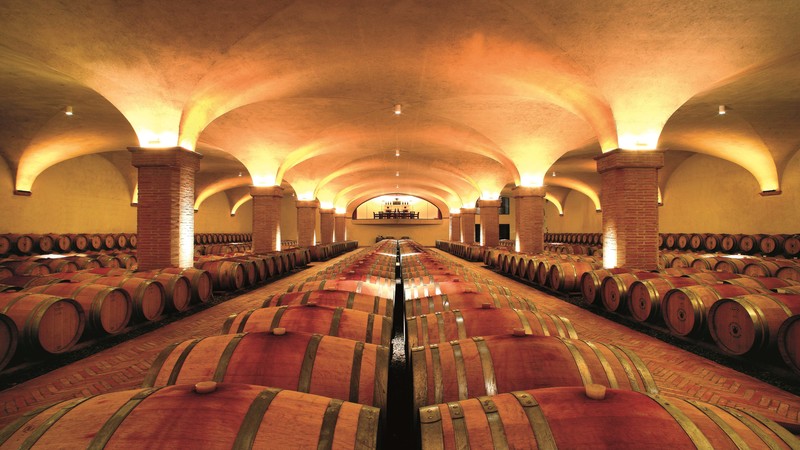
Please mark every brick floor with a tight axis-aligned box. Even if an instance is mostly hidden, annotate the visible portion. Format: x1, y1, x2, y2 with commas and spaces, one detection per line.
0, 245, 798, 434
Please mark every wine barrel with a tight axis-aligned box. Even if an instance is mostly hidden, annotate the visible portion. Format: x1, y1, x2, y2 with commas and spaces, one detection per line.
688, 234, 704, 251
198, 260, 245, 291
83, 275, 166, 322
759, 234, 786, 256
714, 257, 763, 274
661, 284, 767, 337
65, 255, 101, 270
690, 255, 725, 270
142, 331, 389, 408
411, 335, 657, 411
580, 268, 632, 305
778, 315, 800, 375
6, 234, 33, 255
782, 235, 800, 258
405, 292, 537, 316
95, 254, 122, 268
157, 267, 213, 303
67, 233, 89, 252
0, 235, 10, 256
418, 386, 799, 450
404, 281, 510, 301
102, 233, 117, 250
703, 233, 723, 252
222, 305, 392, 347
0, 260, 51, 276
288, 279, 395, 300
127, 233, 137, 248
27, 282, 132, 335
0, 313, 18, 371
87, 233, 104, 251
135, 272, 192, 312
115, 233, 128, 249
742, 260, 798, 278
775, 265, 800, 282
548, 260, 603, 292
628, 276, 706, 323
37, 257, 79, 273
263, 290, 394, 316
29, 234, 54, 253
601, 272, 662, 313
683, 271, 742, 283
708, 293, 800, 356
723, 276, 799, 290
738, 234, 764, 254
0, 292, 84, 354
0, 383, 380, 449
0, 275, 67, 289
50, 234, 72, 252
720, 233, 742, 253
407, 309, 577, 347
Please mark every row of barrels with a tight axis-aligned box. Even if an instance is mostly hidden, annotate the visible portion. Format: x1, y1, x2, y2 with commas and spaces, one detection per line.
0, 242, 396, 448
544, 232, 603, 245
0, 251, 138, 278
194, 243, 252, 256
409, 242, 797, 448
0, 233, 137, 256
193, 232, 252, 245
660, 232, 800, 257
660, 251, 800, 280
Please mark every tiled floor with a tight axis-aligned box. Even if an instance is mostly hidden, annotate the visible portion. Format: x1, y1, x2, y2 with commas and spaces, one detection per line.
0, 245, 798, 435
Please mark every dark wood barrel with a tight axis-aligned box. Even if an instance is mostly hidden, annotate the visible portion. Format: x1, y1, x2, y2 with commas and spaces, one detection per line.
67, 233, 89, 252
720, 233, 742, 253
127, 233, 137, 248
690, 255, 725, 270
87, 233, 104, 251
405, 292, 537, 316
688, 234, 704, 251
82, 275, 166, 322
198, 260, 246, 291
0, 383, 380, 449
102, 233, 117, 250
37, 257, 80, 273
580, 268, 632, 304
134, 272, 193, 312
601, 272, 662, 313
0, 292, 84, 354
0, 313, 18, 371
263, 290, 394, 316
156, 267, 213, 303
6, 234, 34, 255
411, 335, 657, 411
723, 276, 799, 290
95, 254, 122, 268
714, 256, 762, 274
0, 260, 51, 276
30, 234, 54, 253
404, 281, 511, 301
407, 309, 577, 347
703, 233, 723, 252
115, 233, 128, 249
628, 276, 705, 323
676, 234, 691, 250
738, 234, 764, 254
776, 265, 800, 282
50, 234, 72, 252
222, 305, 392, 347
288, 279, 395, 300
418, 386, 799, 450
27, 282, 132, 335
142, 331, 389, 408
683, 271, 742, 283
64, 255, 101, 270
782, 235, 800, 258
759, 234, 786, 256
742, 260, 798, 278
661, 284, 767, 337
548, 260, 603, 292
0, 235, 10, 256
778, 315, 800, 375
708, 293, 800, 356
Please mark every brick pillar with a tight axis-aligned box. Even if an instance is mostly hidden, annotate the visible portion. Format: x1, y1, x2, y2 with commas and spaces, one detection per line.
250, 185, 283, 253
449, 213, 461, 242
130, 147, 202, 269
296, 200, 319, 248
596, 149, 664, 270
334, 213, 347, 242
514, 186, 546, 254
460, 208, 476, 244
477, 199, 501, 247
319, 208, 335, 244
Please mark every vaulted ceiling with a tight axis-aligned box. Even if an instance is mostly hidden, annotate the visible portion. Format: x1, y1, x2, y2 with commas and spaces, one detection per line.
1, 1, 799, 212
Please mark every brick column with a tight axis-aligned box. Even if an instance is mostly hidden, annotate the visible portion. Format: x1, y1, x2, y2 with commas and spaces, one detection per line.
334, 213, 347, 242
130, 147, 202, 269
596, 149, 664, 270
296, 200, 319, 248
514, 186, 546, 254
477, 199, 501, 247
319, 208, 335, 244
460, 208, 476, 244
449, 212, 461, 242
250, 185, 283, 253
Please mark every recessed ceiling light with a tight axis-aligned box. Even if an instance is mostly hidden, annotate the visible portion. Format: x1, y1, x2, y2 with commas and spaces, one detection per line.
394, 104, 402, 115
395, 149, 400, 157
395, 171, 400, 177
65, 106, 73, 116
719, 105, 726, 115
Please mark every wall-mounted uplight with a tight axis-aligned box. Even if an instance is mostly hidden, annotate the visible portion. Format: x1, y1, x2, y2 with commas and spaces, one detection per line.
718, 105, 726, 115
238, 171, 242, 177
395, 171, 400, 177
394, 104, 402, 115
551, 171, 556, 177
395, 149, 400, 157
65, 106, 73, 116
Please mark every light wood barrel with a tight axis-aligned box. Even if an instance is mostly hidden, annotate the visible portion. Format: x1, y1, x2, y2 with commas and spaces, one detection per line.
775, 265, 800, 282
133, 272, 192, 312
548, 260, 603, 292
27, 283, 132, 335
0, 292, 84, 354
0, 383, 380, 449
37, 257, 79, 273
0, 260, 50, 276
405, 292, 537, 316
263, 290, 394, 316
742, 260, 798, 278
199, 260, 245, 291
288, 279, 395, 300
407, 309, 577, 347
580, 268, 631, 304
723, 276, 799, 290
661, 284, 766, 337
0, 313, 18, 371
683, 271, 742, 283
222, 305, 392, 347
82, 276, 166, 322
411, 335, 657, 410
418, 386, 799, 450
778, 315, 800, 375
601, 272, 662, 313
714, 257, 762, 274
405, 282, 510, 301
142, 331, 388, 408
628, 276, 706, 323
708, 293, 800, 356
156, 267, 213, 303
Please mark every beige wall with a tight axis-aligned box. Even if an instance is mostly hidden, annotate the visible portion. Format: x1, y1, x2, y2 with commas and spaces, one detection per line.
545, 191, 602, 233
195, 191, 252, 233
660, 153, 800, 234
0, 154, 136, 233
345, 220, 450, 247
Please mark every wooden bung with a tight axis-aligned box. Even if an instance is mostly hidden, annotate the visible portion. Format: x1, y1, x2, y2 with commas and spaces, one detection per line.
193, 381, 217, 394
585, 383, 607, 400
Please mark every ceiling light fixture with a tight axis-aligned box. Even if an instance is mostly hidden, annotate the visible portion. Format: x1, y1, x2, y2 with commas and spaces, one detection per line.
394, 104, 402, 115
395, 149, 400, 157
65, 106, 73, 116
395, 171, 400, 177
552, 171, 556, 177
719, 105, 726, 115
238, 171, 242, 177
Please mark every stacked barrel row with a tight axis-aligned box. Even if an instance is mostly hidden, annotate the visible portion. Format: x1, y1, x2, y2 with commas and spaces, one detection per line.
0, 251, 139, 280
659, 251, 800, 280
193, 232, 251, 245
544, 232, 603, 246
407, 242, 797, 449
660, 232, 800, 258
0, 233, 137, 257
0, 243, 394, 447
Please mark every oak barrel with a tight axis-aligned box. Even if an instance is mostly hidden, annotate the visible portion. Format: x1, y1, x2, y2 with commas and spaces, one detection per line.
143, 331, 388, 408
723, 276, 799, 290
708, 293, 800, 356
548, 260, 603, 292
778, 315, 800, 374
661, 284, 766, 337
628, 276, 705, 323
157, 267, 213, 303
0, 383, 380, 449
405, 292, 537, 316
0, 313, 17, 371
82, 275, 166, 322
580, 268, 632, 304
198, 260, 245, 291
263, 290, 394, 316
411, 335, 657, 410
288, 279, 395, 300
743, 260, 798, 278
27, 282, 132, 335
404, 281, 509, 301
600, 272, 662, 313
222, 304, 392, 346
0, 292, 84, 354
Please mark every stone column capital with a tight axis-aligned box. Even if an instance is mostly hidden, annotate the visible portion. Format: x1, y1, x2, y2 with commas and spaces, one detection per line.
250, 185, 284, 198
319, 208, 335, 215
595, 149, 664, 173
129, 146, 203, 171
512, 186, 546, 198
477, 199, 502, 208
296, 199, 320, 209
